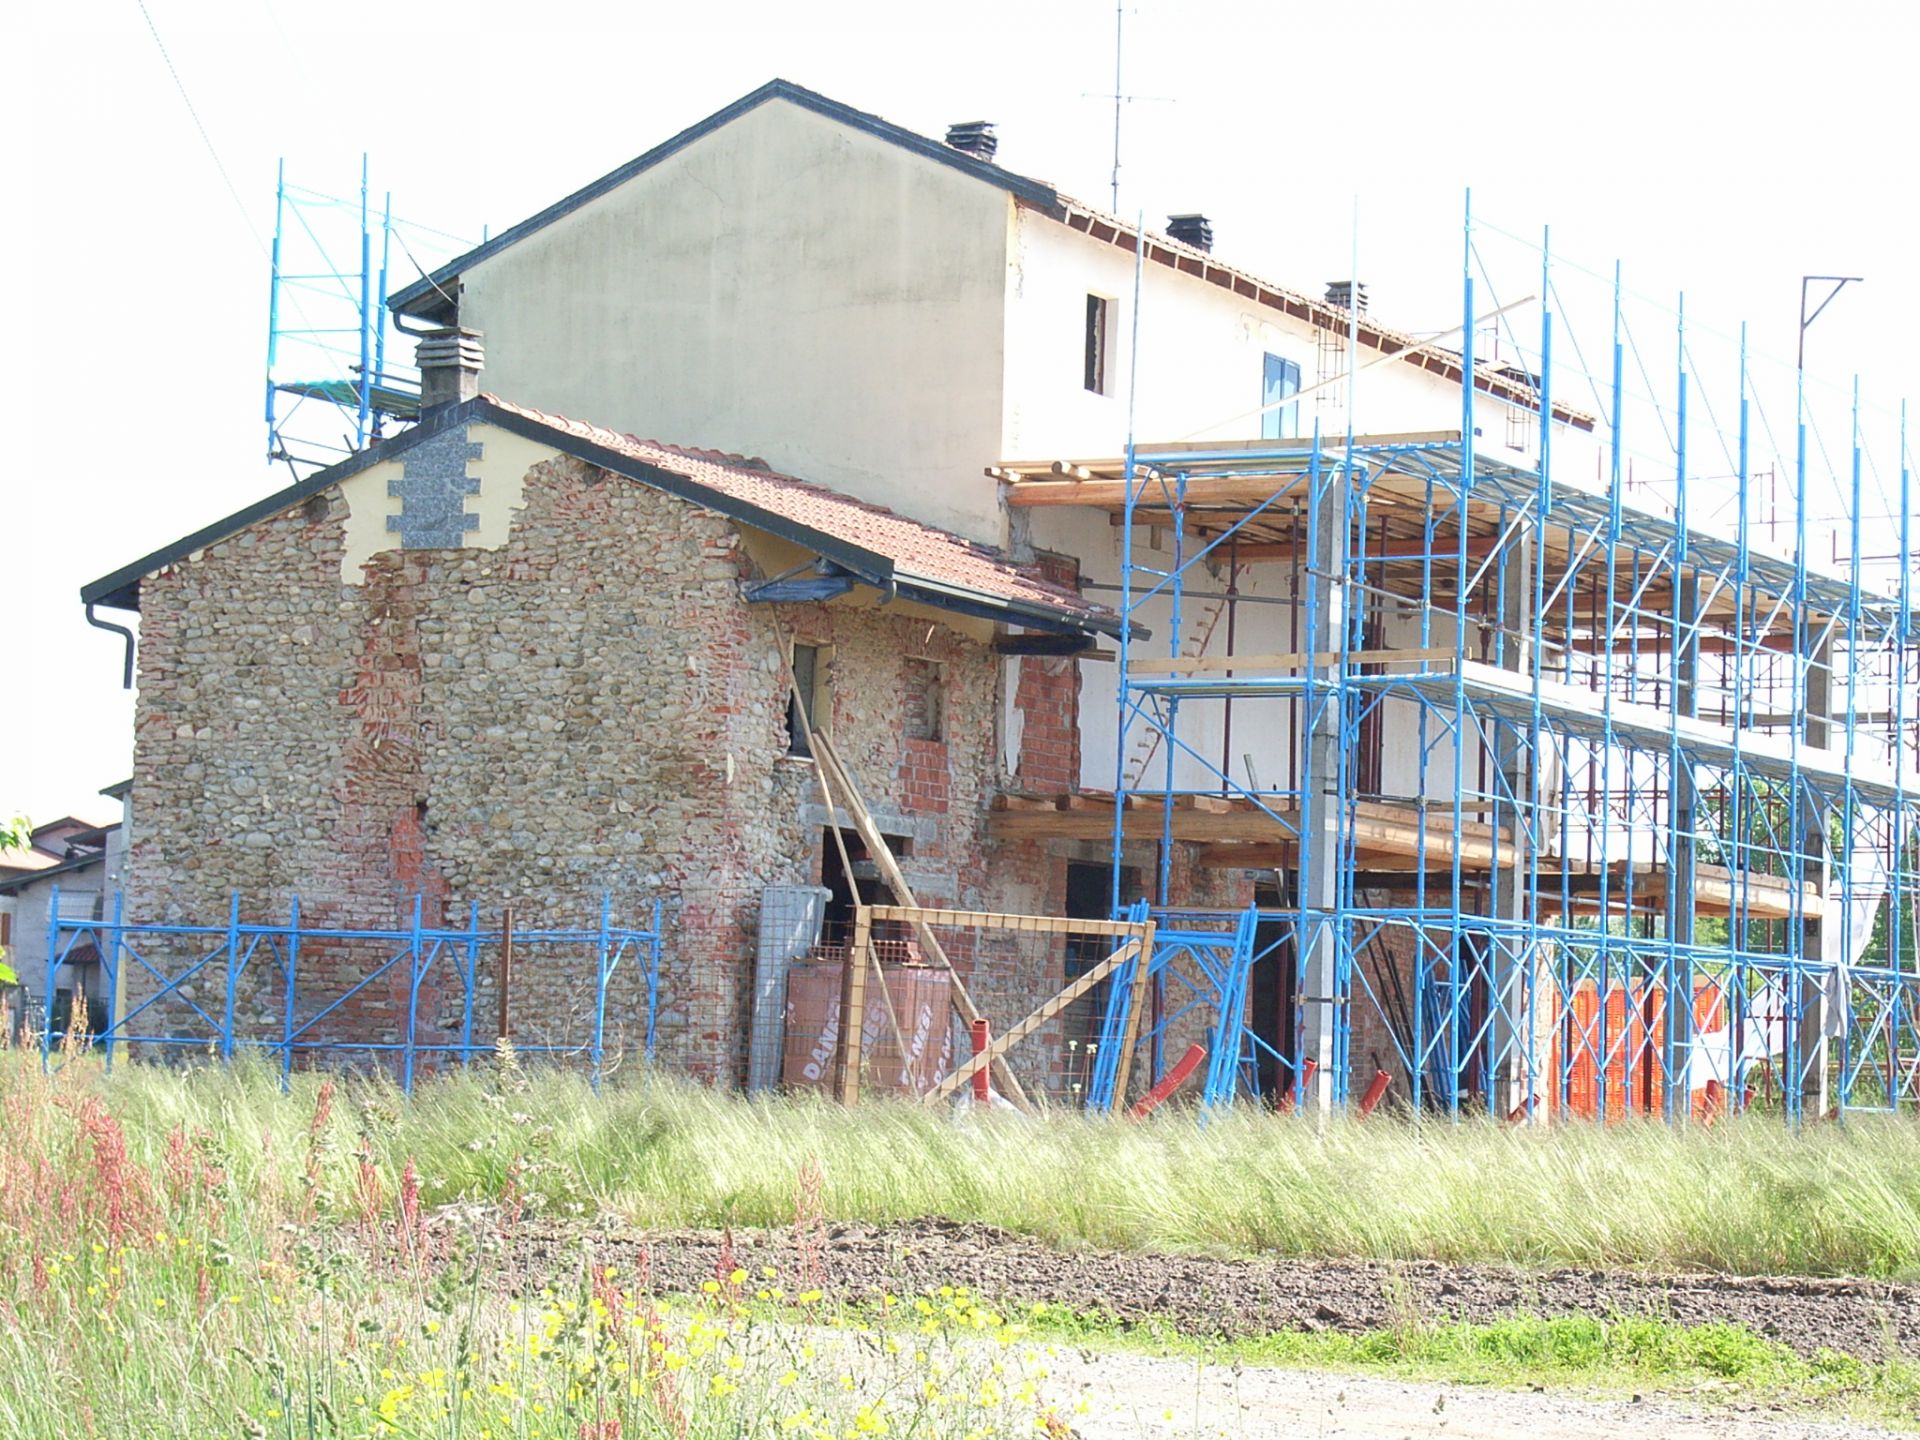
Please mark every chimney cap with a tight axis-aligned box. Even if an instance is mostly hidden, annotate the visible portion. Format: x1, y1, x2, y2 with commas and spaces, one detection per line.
945, 121, 998, 161
1324, 280, 1369, 313
1166, 214, 1213, 252
416, 326, 485, 412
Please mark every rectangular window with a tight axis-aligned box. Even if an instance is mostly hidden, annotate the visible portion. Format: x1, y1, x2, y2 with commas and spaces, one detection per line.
1084, 294, 1111, 394
1261, 353, 1301, 440
787, 643, 831, 756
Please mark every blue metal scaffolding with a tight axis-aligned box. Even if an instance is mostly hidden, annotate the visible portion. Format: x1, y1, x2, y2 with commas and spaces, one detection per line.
40, 889, 662, 1094
1073, 196, 1918, 1121
264, 158, 474, 477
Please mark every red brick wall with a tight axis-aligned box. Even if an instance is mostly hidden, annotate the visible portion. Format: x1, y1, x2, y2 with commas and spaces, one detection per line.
1010, 554, 1084, 795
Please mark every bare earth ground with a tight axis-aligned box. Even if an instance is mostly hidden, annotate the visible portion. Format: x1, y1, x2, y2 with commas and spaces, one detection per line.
490, 1217, 1920, 1361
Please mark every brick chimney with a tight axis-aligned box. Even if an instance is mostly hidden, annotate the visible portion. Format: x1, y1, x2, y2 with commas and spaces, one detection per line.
415, 327, 485, 411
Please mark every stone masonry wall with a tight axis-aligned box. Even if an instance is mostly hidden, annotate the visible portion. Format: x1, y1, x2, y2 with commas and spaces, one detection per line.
127, 445, 1033, 1088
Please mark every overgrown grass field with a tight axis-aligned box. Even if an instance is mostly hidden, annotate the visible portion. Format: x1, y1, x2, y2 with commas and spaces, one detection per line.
95, 1053, 1920, 1277
6, 1049, 1920, 1437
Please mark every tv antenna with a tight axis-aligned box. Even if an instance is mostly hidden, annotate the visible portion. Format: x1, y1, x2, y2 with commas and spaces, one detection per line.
1088, 2, 1173, 213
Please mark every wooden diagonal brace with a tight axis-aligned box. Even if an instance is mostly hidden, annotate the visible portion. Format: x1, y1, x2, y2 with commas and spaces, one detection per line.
813, 732, 1033, 1113
926, 939, 1141, 1104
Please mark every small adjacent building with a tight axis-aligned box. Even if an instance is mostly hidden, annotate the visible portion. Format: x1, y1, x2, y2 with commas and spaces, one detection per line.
0, 787, 128, 1040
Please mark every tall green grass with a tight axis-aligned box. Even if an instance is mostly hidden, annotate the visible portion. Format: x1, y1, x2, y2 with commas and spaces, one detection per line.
79, 1053, 1920, 1278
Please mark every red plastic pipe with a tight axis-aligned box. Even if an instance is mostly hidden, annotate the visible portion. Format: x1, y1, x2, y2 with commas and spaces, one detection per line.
970, 1019, 991, 1103
1127, 1043, 1207, 1120
1357, 1068, 1392, 1117
1277, 1057, 1318, 1114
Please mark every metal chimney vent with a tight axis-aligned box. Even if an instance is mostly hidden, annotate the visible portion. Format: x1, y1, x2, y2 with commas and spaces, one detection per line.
1324, 280, 1369, 314
1167, 214, 1213, 252
945, 122, 998, 161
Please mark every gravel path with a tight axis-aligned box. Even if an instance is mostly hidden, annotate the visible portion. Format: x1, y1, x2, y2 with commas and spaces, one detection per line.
1045, 1352, 1905, 1438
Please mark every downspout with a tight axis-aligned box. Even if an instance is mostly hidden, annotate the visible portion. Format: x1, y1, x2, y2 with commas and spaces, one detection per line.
85, 604, 135, 690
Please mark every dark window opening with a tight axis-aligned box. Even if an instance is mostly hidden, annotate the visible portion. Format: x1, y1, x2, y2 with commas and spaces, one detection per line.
1062, 862, 1140, 1093
788, 643, 823, 756
1250, 881, 1299, 1104
1084, 295, 1112, 395
903, 659, 944, 742
819, 828, 912, 951
1261, 353, 1301, 440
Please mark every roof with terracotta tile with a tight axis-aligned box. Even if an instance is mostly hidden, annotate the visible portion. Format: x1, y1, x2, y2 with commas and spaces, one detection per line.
481, 396, 1115, 633
82, 396, 1121, 640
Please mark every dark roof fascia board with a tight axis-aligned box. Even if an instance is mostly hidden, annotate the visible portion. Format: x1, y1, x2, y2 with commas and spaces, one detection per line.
388, 79, 1062, 320
0, 850, 103, 896
77, 398, 1114, 640
889, 580, 1123, 640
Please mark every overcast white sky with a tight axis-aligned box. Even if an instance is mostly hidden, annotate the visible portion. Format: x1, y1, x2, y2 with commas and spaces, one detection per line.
5, 0, 1917, 829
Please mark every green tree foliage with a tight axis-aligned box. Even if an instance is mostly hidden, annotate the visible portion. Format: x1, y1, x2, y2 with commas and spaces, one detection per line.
0, 813, 27, 985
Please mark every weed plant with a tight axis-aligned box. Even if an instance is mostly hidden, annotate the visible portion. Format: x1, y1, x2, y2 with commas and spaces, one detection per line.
88, 1054, 1920, 1278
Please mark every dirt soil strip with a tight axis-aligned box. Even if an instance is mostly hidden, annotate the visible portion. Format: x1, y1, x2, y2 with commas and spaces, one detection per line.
490, 1218, 1920, 1361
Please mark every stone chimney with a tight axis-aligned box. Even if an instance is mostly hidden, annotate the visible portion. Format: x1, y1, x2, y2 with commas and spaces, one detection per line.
415, 327, 485, 411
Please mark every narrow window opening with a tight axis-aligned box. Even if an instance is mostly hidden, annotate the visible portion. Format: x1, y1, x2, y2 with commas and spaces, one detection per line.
903, 659, 944, 742
1084, 294, 1111, 394
788, 643, 822, 756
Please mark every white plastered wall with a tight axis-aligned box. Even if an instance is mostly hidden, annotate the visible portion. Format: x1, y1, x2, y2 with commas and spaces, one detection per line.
454, 99, 1015, 546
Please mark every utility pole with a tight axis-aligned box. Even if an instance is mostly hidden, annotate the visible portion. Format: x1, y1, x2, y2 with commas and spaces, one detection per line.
1791, 272, 1858, 1121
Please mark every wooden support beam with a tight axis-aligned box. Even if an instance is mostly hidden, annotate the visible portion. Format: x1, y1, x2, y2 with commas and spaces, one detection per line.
814, 733, 1034, 1112
865, 904, 1155, 941
838, 909, 872, 1105
1565, 631, 1801, 657
1130, 645, 1452, 676
1110, 917, 1158, 1109
925, 938, 1142, 1104
1205, 536, 1504, 563
1006, 474, 1314, 510
990, 796, 1507, 866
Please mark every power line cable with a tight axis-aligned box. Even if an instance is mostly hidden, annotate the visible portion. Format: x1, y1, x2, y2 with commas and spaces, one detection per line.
132, 0, 267, 257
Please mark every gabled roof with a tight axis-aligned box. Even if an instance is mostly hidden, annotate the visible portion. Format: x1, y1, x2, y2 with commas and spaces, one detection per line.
79, 395, 1120, 639
388, 79, 1057, 321
0, 846, 105, 896
389, 79, 1591, 427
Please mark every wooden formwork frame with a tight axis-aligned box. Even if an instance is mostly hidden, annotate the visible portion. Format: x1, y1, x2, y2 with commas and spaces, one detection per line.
836, 903, 1156, 1110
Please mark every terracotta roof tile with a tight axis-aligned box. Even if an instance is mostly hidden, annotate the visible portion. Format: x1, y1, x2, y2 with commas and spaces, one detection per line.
483, 396, 1113, 630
